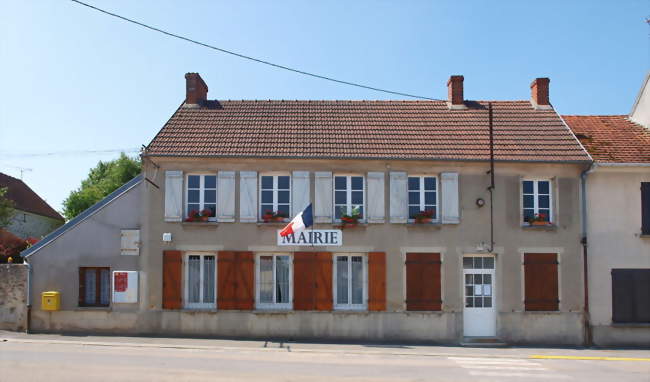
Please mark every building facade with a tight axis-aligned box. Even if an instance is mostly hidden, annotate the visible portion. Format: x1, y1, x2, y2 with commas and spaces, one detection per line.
23, 74, 593, 345
564, 113, 650, 347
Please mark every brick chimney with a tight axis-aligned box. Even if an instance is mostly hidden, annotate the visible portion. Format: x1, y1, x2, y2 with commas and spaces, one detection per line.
447, 75, 466, 109
530, 77, 551, 109
185, 72, 208, 106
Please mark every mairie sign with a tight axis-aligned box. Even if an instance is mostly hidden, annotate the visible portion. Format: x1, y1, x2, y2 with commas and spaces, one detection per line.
277, 230, 342, 246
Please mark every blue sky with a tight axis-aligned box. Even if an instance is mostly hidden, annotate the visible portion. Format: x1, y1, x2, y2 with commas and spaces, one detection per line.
1, 0, 648, 214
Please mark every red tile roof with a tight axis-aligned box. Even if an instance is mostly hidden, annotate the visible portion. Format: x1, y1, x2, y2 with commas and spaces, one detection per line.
562, 115, 650, 163
0, 173, 64, 221
146, 100, 591, 163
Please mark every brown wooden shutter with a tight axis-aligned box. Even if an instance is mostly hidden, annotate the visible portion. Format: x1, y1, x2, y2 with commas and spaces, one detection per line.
368, 251, 386, 311
524, 253, 559, 311
642, 182, 650, 235
217, 251, 237, 309
315, 252, 333, 311
78, 268, 86, 307
293, 252, 316, 310
406, 253, 442, 311
235, 251, 255, 310
162, 250, 183, 309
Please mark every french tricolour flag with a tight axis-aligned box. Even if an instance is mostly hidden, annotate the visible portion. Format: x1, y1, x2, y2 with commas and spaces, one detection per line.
280, 204, 313, 237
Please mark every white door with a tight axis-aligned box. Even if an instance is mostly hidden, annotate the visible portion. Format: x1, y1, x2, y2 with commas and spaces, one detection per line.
463, 255, 496, 337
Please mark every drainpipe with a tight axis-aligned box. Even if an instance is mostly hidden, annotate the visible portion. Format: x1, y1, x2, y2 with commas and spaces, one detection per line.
580, 163, 597, 347
23, 258, 32, 333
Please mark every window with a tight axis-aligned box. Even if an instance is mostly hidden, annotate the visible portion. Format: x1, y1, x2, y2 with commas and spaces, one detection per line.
256, 254, 292, 309
406, 253, 442, 311
334, 254, 367, 310
612, 269, 650, 323
408, 176, 438, 221
186, 174, 217, 220
523, 253, 559, 311
522, 179, 552, 224
642, 183, 650, 235
259, 174, 291, 221
334, 175, 365, 221
184, 253, 216, 309
79, 267, 110, 307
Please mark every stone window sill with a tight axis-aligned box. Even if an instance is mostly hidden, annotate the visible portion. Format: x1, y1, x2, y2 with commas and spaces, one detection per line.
521, 224, 557, 231
74, 307, 111, 312
640, 234, 650, 239
181, 222, 219, 227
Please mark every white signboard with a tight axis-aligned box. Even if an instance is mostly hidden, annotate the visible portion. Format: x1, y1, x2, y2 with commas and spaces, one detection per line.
112, 271, 138, 303
277, 230, 342, 246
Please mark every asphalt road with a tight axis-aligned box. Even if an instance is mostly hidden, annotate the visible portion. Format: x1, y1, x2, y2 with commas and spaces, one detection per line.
1, 335, 649, 381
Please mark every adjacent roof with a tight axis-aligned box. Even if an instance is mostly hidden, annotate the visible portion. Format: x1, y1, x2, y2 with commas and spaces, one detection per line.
0, 173, 64, 221
21, 175, 142, 258
562, 115, 650, 164
146, 100, 591, 163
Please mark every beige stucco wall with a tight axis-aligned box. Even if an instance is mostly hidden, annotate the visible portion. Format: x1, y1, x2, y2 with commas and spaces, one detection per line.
586, 166, 650, 346
27, 158, 587, 345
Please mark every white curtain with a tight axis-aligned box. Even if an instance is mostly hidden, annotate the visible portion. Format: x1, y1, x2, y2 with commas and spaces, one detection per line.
276, 256, 290, 303
259, 256, 274, 303
84, 269, 96, 305
100, 269, 110, 305
203, 256, 215, 303
337, 257, 348, 304
351, 256, 363, 305
188, 255, 201, 303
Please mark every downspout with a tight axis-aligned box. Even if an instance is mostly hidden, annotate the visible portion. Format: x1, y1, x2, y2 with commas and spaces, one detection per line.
23, 257, 32, 333
580, 163, 597, 347
487, 102, 495, 252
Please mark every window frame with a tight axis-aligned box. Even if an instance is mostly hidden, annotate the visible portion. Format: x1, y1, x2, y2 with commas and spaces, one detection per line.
407, 175, 439, 223
255, 253, 293, 310
333, 174, 366, 223
79, 267, 111, 307
185, 173, 218, 221
258, 173, 292, 222
521, 178, 554, 225
333, 253, 368, 311
183, 252, 217, 310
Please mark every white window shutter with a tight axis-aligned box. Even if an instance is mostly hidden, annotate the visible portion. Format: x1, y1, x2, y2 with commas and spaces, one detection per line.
441, 172, 460, 224
239, 171, 258, 222
292, 171, 310, 215
367, 172, 385, 223
217, 171, 235, 222
164, 170, 183, 222
389, 172, 407, 223
314, 171, 332, 223
120, 229, 140, 256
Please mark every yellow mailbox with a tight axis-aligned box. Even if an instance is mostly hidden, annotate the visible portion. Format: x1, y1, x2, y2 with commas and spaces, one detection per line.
41, 291, 60, 311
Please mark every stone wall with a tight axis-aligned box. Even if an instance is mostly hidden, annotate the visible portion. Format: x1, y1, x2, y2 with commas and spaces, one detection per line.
0, 264, 28, 331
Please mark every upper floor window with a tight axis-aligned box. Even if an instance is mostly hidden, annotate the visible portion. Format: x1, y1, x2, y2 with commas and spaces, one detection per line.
260, 175, 291, 222
334, 175, 364, 221
522, 179, 552, 225
185, 253, 216, 309
186, 174, 217, 221
334, 254, 367, 310
256, 254, 292, 309
408, 176, 438, 222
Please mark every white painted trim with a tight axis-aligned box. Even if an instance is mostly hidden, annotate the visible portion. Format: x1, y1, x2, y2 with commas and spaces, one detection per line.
333, 174, 366, 223
332, 253, 368, 311
258, 173, 292, 222
185, 173, 218, 221
406, 175, 440, 223
521, 178, 554, 225
183, 252, 217, 310
255, 253, 293, 310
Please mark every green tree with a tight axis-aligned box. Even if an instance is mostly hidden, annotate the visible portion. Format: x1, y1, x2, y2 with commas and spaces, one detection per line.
62, 153, 141, 219
0, 187, 15, 228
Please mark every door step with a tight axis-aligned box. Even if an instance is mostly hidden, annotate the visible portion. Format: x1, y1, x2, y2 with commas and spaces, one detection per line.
461, 337, 508, 347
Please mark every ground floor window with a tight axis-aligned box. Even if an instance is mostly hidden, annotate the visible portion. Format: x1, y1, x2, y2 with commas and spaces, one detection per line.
334, 254, 367, 309
523, 253, 559, 311
612, 269, 650, 323
256, 254, 292, 309
406, 253, 442, 311
79, 267, 110, 307
185, 253, 216, 309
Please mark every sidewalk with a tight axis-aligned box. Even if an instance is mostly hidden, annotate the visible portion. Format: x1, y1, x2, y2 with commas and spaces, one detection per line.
2, 330, 649, 361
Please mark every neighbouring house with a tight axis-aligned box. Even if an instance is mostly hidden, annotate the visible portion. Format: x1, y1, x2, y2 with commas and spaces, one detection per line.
0, 173, 64, 239
22, 73, 593, 345
629, 71, 649, 129
563, 88, 650, 346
